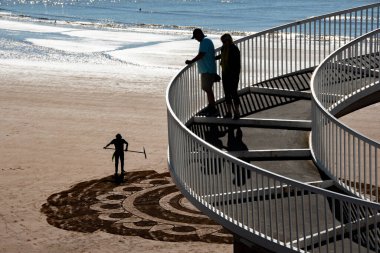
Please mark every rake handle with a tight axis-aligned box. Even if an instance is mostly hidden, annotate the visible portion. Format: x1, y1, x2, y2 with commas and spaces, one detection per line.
104, 147, 147, 159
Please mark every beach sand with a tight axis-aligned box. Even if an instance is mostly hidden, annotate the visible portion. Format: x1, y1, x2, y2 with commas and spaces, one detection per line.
0, 62, 233, 253
0, 21, 231, 252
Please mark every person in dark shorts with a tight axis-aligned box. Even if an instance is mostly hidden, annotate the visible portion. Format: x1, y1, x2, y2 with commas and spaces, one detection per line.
216, 33, 241, 119
104, 133, 129, 178
185, 28, 218, 116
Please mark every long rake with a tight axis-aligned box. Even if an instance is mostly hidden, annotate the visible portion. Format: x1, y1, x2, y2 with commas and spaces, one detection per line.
104, 147, 147, 159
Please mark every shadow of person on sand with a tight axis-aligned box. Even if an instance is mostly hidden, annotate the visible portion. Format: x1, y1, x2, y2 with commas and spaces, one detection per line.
201, 125, 251, 186
226, 127, 251, 187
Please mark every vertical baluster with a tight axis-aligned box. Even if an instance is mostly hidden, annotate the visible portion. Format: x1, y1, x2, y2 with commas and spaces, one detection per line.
259, 36, 262, 82
257, 171, 261, 234
276, 30, 279, 77
360, 9, 363, 36
262, 174, 267, 237
364, 142, 367, 200
348, 202, 353, 253
198, 144, 203, 201
355, 11, 358, 38
295, 25, 297, 71
268, 177, 273, 241
333, 15, 336, 51
307, 191, 313, 253
210, 151, 215, 209
251, 171, 256, 231
301, 23, 304, 70
349, 12, 352, 40
303, 22, 306, 70
281, 29, 284, 76
194, 142, 199, 199
232, 163, 237, 225
239, 165, 244, 227
376, 147, 378, 203
340, 200, 344, 253
315, 194, 320, 253
366, 8, 369, 34
272, 31, 275, 78
328, 16, 331, 54
329, 118, 332, 175
220, 158, 225, 217
375, 206, 379, 253
280, 182, 286, 246
191, 141, 196, 196
264, 33, 267, 80
255, 36, 258, 84
288, 184, 292, 249
324, 197, 329, 253
274, 179, 279, 243
216, 156, 221, 216
285, 28, 288, 74
350, 136, 361, 194
356, 201, 361, 253
323, 18, 326, 60
247, 38, 251, 88
308, 22, 311, 68
226, 160, 231, 220
314, 20, 317, 66
245, 167, 250, 231
290, 26, 293, 73
301, 189, 306, 250
332, 198, 337, 253
243, 40, 247, 87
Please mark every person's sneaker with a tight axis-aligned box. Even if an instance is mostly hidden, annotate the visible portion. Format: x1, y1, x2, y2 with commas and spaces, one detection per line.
206, 107, 219, 117
200, 105, 212, 116
224, 112, 232, 118
233, 113, 240, 120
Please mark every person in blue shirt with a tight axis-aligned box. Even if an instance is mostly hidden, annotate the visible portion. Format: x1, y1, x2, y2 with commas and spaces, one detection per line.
185, 28, 218, 116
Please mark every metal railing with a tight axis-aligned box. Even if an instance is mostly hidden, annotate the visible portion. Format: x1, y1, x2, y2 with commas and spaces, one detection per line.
167, 3, 380, 252
311, 29, 380, 203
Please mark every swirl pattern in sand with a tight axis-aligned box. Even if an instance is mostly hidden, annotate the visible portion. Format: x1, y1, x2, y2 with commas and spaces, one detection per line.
41, 170, 232, 243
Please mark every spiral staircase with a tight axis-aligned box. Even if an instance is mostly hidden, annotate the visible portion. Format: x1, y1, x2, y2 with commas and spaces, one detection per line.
166, 3, 380, 252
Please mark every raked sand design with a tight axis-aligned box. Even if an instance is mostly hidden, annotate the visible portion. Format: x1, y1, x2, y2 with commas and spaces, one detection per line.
41, 170, 232, 243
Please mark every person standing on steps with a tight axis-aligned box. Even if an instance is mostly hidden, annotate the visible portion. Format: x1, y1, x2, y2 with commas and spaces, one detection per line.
216, 33, 241, 119
185, 28, 218, 116
104, 133, 129, 179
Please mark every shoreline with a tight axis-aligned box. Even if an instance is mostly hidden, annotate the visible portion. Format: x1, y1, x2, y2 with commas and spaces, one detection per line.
0, 11, 255, 37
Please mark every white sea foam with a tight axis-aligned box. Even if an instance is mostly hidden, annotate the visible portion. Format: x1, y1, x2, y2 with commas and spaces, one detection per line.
0, 18, 225, 93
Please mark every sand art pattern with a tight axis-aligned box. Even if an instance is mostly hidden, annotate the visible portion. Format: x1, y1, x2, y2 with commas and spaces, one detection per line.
41, 170, 232, 243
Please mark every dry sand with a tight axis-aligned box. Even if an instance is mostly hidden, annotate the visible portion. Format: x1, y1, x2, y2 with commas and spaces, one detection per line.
0, 60, 232, 253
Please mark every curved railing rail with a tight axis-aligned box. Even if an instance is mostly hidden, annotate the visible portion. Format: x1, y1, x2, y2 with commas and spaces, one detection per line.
167, 3, 380, 252
311, 29, 380, 203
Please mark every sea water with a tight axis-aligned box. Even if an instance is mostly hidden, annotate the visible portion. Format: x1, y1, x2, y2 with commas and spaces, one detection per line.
0, 0, 376, 33
0, 0, 377, 87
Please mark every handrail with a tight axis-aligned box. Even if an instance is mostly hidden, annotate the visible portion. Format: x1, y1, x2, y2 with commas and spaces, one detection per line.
167, 3, 380, 252
311, 29, 380, 202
